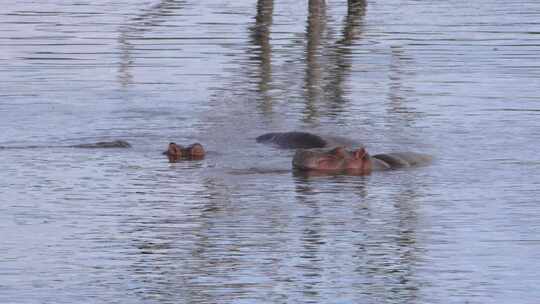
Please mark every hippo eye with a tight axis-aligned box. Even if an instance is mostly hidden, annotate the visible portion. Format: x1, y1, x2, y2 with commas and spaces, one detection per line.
317, 158, 337, 169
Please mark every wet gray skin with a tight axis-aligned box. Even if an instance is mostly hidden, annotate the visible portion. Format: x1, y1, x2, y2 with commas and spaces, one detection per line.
256, 131, 358, 149
371, 152, 433, 169
0, 140, 131, 149
71, 140, 132, 148
256, 132, 328, 149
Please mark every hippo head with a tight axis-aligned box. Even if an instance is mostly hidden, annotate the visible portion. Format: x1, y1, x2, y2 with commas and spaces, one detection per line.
292, 146, 371, 175
164, 142, 205, 162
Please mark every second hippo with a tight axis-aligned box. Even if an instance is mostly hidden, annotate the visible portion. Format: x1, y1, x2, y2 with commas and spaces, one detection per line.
256, 131, 354, 149
163, 142, 205, 163
293, 146, 431, 175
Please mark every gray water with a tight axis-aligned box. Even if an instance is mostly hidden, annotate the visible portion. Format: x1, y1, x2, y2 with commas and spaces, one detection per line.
1, 0, 540, 303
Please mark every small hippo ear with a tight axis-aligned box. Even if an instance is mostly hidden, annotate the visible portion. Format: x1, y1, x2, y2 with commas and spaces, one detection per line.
353, 148, 367, 159
167, 143, 184, 156
169, 143, 185, 150
190, 143, 205, 156
331, 146, 347, 157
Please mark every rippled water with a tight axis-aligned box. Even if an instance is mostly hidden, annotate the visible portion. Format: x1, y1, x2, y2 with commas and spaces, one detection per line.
1, 0, 540, 303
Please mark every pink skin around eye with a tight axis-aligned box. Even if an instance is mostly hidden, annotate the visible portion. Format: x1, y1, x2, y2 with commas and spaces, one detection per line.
317, 156, 342, 171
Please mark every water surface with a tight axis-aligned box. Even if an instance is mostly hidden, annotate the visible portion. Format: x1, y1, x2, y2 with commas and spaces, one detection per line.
1, 0, 540, 303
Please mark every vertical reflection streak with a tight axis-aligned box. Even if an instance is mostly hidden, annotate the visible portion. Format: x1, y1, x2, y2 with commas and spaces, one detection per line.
303, 0, 366, 123
304, 0, 327, 123
249, 0, 274, 113
387, 45, 421, 128
117, 0, 185, 87
324, 0, 366, 112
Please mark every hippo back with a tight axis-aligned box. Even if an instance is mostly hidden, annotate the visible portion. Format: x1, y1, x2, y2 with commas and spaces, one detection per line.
372, 152, 432, 169
72, 140, 131, 148
256, 132, 327, 149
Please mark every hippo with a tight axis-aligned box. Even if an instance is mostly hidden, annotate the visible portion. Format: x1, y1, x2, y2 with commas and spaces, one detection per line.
0, 140, 131, 149
256, 131, 354, 149
163, 142, 205, 163
72, 140, 131, 148
293, 146, 431, 175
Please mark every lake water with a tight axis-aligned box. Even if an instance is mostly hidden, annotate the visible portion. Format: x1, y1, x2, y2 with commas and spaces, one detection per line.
1, 0, 540, 303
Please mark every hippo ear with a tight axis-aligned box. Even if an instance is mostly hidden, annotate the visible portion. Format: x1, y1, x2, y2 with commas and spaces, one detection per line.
353, 148, 367, 159
331, 146, 347, 157
168, 143, 184, 156
190, 143, 205, 156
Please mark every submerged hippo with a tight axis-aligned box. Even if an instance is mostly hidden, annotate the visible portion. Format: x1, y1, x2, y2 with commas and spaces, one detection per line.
72, 140, 131, 148
0, 140, 131, 149
256, 131, 353, 149
293, 146, 431, 175
163, 142, 205, 163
